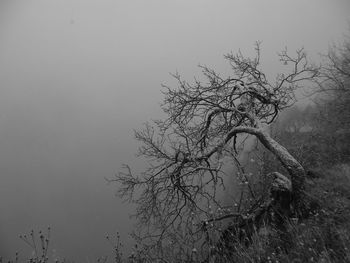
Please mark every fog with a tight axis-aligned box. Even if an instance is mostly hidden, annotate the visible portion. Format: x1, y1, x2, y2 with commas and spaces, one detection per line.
0, 0, 349, 261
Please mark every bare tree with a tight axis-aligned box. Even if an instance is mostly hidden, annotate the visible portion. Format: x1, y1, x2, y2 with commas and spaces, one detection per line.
319, 36, 350, 94
311, 35, 350, 165
112, 43, 319, 260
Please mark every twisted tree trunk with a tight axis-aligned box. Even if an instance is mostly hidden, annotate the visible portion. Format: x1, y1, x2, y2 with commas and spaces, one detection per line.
216, 128, 306, 254
222, 124, 306, 210
255, 129, 306, 211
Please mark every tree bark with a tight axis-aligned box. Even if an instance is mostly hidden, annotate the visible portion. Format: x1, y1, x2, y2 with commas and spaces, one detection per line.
212, 124, 306, 210
255, 129, 306, 210
222, 125, 306, 198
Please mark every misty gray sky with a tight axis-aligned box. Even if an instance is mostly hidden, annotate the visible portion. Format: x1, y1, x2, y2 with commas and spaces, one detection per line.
0, 0, 349, 261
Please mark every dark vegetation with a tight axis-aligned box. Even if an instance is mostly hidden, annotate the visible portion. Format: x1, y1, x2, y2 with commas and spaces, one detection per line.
2, 38, 350, 262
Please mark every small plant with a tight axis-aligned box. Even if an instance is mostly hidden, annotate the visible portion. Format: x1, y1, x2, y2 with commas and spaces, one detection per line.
105, 232, 123, 263
0, 252, 19, 263
19, 227, 51, 263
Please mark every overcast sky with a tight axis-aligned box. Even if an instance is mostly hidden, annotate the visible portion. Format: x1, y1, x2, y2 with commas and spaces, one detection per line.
0, 0, 349, 261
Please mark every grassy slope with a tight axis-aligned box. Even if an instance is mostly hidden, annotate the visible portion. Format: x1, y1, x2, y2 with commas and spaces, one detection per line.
229, 164, 350, 263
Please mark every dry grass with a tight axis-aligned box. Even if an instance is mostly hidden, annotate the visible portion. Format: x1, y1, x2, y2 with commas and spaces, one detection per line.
3, 164, 350, 262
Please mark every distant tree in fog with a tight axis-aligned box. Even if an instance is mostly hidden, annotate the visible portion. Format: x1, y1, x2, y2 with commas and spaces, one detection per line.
319, 36, 350, 94
113, 43, 320, 261
266, 36, 350, 170
312, 35, 350, 164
